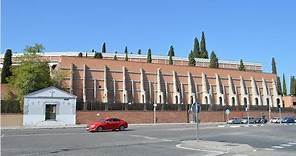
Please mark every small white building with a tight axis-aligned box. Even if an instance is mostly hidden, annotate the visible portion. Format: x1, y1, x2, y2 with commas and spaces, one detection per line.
23, 86, 77, 126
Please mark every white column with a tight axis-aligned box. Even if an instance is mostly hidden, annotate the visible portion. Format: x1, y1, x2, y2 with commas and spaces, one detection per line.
262, 78, 272, 106
251, 77, 262, 106
122, 66, 127, 103
103, 66, 108, 103
83, 64, 87, 105
93, 79, 97, 102
228, 75, 238, 106
272, 79, 282, 107
240, 76, 249, 107
157, 68, 164, 104
140, 68, 146, 103
201, 73, 211, 104
215, 74, 225, 106
188, 72, 196, 104
173, 71, 181, 104
113, 79, 116, 103
70, 63, 74, 94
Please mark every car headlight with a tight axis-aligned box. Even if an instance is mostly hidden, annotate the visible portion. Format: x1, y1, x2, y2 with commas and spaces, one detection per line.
90, 124, 96, 128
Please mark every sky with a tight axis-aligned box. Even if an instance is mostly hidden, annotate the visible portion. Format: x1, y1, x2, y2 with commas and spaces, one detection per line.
1, 0, 296, 92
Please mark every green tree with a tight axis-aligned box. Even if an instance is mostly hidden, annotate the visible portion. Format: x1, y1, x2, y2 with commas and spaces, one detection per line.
8, 44, 52, 110
277, 76, 283, 95
272, 57, 277, 74
238, 59, 246, 71
200, 32, 208, 59
137, 49, 141, 54
292, 78, 296, 96
124, 46, 128, 54
188, 50, 196, 66
1, 49, 13, 83
209, 51, 219, 68
113, 55, 118, 60
290, 76, 295, 95
91, 49, 95, 53
125, 52, 128, 61
51, 69, 69, 90
169, 55, 173, 65
102, 42, 106, 53
78, 52, 83, 57
94, 52, 103, 59
167, 45, 175, 56
282, 74, 287, 96
147, 48, 152, 63
193, 37, 200, 58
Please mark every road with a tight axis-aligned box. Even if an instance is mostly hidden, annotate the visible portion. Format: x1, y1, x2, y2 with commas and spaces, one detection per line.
2, 124, 296, 156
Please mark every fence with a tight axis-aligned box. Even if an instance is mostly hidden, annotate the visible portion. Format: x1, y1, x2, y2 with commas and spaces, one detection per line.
76, 102, 296, 112
1, 100, 22, 113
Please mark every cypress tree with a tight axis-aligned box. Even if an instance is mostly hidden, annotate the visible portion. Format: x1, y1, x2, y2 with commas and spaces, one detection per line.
200, 32, 208, 59
169, 55, 173, 65
238, 59, 246, 71
91, 49, 95, 53
271, 57, 277, 74
188, 50, 196, 66
293, 78, 296, 96
125, 52, 128, 61
113, 55, 118, 60
291, 76, 295, 96
193, 37, 200, 58
147, 48, 152, 63
167, 45, 175, 56
1, 49, 13, 83
124, 46, 128, 54
102, 42, 106, 53
277, 76, 283, 95
137, 49, 141, 55
209, 51, 219, 68
94, 52, 103, 59
282, 74, 287, 96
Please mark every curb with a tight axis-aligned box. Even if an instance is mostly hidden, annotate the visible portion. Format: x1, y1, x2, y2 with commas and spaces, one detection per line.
1, 122, 225, 130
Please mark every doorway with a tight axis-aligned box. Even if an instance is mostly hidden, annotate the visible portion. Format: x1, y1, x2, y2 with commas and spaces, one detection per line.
45, 104, 57, 120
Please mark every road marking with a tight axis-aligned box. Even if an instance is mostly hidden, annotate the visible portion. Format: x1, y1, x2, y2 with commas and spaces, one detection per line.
230, 125, 241, 128
271, 146, 284, 149
280, 144, 292, 147
263, 148, 274, 151
129, 134, 172, 142
2, 132, 92, 137
175, 144, 225, 156
217, 125, 226, 128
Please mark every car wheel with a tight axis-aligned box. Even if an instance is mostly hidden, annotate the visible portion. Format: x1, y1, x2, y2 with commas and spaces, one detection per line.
119, 125, 125, 131
96, 126, 103, 132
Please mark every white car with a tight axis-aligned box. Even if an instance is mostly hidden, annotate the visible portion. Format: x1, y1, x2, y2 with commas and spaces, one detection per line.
270, 117, 281, 123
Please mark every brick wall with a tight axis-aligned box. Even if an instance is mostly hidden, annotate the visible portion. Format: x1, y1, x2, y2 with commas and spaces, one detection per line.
76, 111, 296, 124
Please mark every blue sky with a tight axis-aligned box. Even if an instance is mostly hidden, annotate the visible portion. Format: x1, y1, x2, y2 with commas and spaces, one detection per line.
2, 0, 296, 91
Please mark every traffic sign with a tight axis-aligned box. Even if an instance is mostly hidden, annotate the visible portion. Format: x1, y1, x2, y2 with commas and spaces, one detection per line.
190, 102, 201, 113
225, 109, 230, 115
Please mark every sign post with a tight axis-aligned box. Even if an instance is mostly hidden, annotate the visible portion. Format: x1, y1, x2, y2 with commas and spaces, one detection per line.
153, 103, 157, 124
225, 109, 230, 123
190, 102, 201, 141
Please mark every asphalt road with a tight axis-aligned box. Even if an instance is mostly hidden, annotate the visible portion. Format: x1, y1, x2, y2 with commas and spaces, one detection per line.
2, 124, 296, 156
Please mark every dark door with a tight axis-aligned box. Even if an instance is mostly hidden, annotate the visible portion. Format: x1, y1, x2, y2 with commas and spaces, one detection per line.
45, 104, 56, 120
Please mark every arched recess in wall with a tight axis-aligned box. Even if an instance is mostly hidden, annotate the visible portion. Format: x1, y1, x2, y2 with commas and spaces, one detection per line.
159, 95, 162, 104
255, 98, 259, 106
276, 98, 280, 107
219, 97, 223, 106
190, 96, 194, 104
266, 98, 269, 107
244, 97, 247, 106
142, 95, 145, 103
205, 96, 208, 104
232, 97, 235, 106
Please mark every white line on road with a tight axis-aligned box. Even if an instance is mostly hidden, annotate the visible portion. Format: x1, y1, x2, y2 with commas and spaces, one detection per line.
175, 144, 225, 156
129, 134, 172, 142
280, 144, 292, 147
263, 148, 275, 151
2, 132, 91, 138
271, 146, 284, 149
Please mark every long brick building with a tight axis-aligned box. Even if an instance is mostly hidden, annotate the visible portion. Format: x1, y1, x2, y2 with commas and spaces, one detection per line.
57, 56, 282, 109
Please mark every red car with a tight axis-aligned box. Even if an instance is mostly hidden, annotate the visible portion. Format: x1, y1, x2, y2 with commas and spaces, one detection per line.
86, 118, 128, 132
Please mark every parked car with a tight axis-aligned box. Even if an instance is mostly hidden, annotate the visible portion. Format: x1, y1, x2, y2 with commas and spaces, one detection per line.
270, 117, 281, 123
86, 118, 128, 132
282, 117, 295, 123
254, 118, 268, 124
241, 117, 255, 124
227, 117, 241, 124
